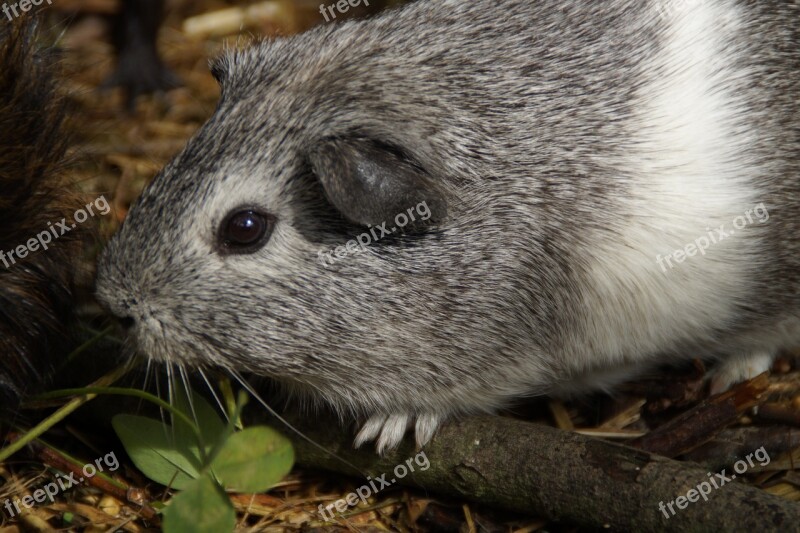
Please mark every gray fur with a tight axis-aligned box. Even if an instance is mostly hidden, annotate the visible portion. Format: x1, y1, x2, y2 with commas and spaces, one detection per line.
96, 0, 799, 452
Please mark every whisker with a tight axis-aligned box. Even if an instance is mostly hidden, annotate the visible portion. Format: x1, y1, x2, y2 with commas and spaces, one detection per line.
178, 364, 198, 425
138, 357, 153, 413
227, 369, 364, 476
166, 363, 176, 441
198, 368, 230, 424
153, 361, 169, 430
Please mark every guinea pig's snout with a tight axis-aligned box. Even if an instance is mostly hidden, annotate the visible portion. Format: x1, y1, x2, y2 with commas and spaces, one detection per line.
111, 298, 144, 332
101, 295, 139, 330
118, 315, 136, 331
96, 282, 142, 331
103, 294, 165, 339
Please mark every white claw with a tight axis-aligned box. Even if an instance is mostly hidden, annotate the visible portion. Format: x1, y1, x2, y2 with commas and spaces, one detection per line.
354, 414, 387, 449
414, 413, 440, 448
354, 412, 443, 454
375, 414, 410, 455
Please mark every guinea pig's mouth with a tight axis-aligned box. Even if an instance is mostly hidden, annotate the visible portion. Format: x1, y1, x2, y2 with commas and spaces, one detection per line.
121, 315, 220, 371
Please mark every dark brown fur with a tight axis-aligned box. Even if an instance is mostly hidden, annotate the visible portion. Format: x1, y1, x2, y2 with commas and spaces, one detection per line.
0, 20, 81, 407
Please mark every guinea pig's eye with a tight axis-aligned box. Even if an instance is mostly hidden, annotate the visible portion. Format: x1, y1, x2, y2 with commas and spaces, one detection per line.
218, 209, 274, 254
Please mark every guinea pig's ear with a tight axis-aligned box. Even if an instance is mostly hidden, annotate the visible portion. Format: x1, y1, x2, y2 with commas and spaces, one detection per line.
308, 138, 446, 227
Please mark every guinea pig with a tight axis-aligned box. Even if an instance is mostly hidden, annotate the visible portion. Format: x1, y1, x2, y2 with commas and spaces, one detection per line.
96, 0, 800, 453
0, 20, 83, 408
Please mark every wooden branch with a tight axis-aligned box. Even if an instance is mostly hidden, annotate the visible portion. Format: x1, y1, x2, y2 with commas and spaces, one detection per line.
681, 426, 800, 471
280, 412, 800, 531
631, 374, 769, 457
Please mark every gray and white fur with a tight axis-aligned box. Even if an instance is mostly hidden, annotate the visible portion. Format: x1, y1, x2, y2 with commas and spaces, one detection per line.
96, 0, 800, 453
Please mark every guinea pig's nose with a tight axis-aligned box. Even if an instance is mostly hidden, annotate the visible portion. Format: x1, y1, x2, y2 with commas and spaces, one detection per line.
118, 316, 136, 330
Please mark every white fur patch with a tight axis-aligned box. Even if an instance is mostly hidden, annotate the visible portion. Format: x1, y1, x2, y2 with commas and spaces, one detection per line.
569, 1, 766, 383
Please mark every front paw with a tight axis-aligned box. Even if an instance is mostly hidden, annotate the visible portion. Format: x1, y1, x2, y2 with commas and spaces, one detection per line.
709, 351, 774, 395
354, 412, 441, 455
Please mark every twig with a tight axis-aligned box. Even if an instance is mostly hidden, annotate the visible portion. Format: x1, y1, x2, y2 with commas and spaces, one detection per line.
0, 365, 129, 462
278, 410, 800, 531
631, 374, 769, 457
